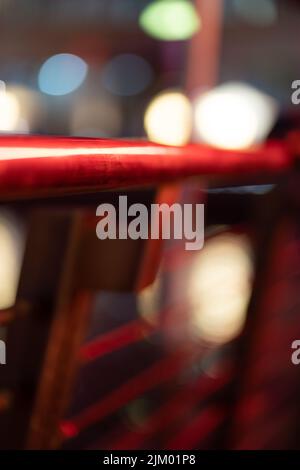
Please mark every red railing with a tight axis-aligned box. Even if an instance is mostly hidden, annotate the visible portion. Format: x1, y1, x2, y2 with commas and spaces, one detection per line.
0, 135, 291, 199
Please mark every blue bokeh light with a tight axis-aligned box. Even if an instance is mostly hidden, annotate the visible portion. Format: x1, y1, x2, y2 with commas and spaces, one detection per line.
101, 54, 153, 97
38, 53, 88, 96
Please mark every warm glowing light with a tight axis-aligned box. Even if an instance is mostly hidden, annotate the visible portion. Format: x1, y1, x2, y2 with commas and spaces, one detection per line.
138, 276, 162, 325
0, 81, 20, 131
38, 53, 88, 96
144, 90, 192, 146
9, 84, 45, 133
102, 54, 153, 96
139, 0, 200, 41
188, 233, 253, 344
0, 213, 23, 309
194, 82, 278, 150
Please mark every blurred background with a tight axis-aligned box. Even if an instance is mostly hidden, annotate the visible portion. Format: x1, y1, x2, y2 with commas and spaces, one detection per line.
0, 0, 299, 142
1, 0, 300, 451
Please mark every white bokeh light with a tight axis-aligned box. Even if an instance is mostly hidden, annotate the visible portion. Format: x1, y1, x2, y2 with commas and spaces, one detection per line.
144, 90, 192, 146
0, 213, 24, 309
0, 81, 20, 132
188, 233, 253, 344
194, 82, 278, 150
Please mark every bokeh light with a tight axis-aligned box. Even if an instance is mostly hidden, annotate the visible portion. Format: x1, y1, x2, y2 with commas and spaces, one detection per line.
38, 53, 88, 96
233, 0, 278, 27
194, 82, 278, 150
7, 84, 46, 133
102, 54, 153, 97
144, 90, 192, 145
137, 275, 162, 325
188, 233, 253, 344
0, 212, 24, 310
0, 81, 20, 131
139, 0, 200, 41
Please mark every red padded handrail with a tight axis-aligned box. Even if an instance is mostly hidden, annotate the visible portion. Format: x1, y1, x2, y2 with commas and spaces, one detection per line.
0, 135, 291, 200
